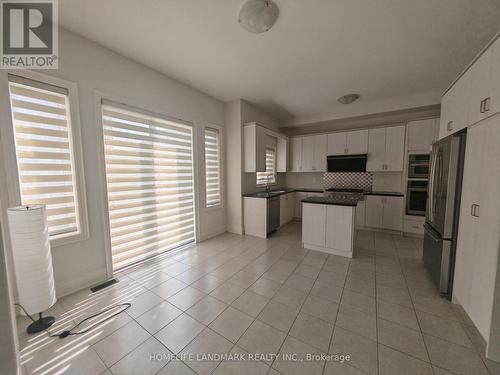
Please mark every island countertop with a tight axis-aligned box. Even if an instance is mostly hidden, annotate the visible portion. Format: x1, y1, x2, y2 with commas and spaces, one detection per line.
301, 196, 361, 207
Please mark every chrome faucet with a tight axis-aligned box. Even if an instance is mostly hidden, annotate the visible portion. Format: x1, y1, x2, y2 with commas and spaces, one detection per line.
266, 174, 272, 194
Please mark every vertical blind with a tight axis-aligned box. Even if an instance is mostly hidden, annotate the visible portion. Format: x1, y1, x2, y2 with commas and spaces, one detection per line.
101, 102, 195, 270
256, 147, 276, 185
8, 75, 80, 237
204, 128, 221, 207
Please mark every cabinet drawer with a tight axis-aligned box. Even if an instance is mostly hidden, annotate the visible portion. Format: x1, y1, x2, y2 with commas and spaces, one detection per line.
403, 218, 424, 235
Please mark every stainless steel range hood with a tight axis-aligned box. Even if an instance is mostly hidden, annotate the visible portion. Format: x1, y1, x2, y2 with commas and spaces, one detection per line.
327, 154, 367, 172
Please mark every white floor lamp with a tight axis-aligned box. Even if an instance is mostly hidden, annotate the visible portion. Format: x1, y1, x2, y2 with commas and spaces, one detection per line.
7, 205, 57, 334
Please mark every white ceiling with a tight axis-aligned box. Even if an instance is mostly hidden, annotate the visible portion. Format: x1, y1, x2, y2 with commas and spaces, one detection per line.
59, 0, 500, 126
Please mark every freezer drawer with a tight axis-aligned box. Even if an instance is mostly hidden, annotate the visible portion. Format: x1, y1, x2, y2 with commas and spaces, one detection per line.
423, 223, 453, 296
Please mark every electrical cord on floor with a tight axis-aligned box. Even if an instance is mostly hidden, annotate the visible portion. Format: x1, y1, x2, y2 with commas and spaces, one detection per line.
15, 302, 131, 339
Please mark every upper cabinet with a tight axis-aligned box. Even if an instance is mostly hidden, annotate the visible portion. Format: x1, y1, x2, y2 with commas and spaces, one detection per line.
290, 134, 326, 172
276, 137, 288, 172
327, 130, 368, 155
439, 36, 500, 140
290, 137, 302, 172
243, 122, 288, 172
301, 135, 326, 172
407, 118, 439, 151
367, 126, 405, 172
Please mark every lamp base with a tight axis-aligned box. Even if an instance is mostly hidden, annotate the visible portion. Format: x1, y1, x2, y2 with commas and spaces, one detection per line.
27, 316, 55, 334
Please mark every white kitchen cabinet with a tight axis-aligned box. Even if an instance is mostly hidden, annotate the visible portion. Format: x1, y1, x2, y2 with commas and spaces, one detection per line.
491, 37, 500, 116
325, 205, 354, 253
280, 193, 295, 226
385, 126, 406, 171
291, 137, 302, 172
365, 195, 383, 228
346, 130, 369, 154
367, 126, 405, 172
381, 196, 404, 231
403, 217, 424, 235
302, 203, 326, 247
439, 70, 471, 140
366, 128, 386, 171
468, 46, 493, 126
312, 135, 327, 172
454, 116, 500, 344
300, 135, 326, 172
302, 203, 355, 257
327, 132, 347, 155
365, 195, 403, 231
355, 200, 366, 227
243, 197, 267, 238
407, 118, 439, 151
244, 123, 267, 172
327, 130, 368, 155
276, 137, 288, 172
301, 136, 315, 172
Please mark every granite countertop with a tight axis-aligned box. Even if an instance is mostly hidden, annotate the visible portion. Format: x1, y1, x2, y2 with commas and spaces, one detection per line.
364, 191, 404, 197
301, 195, 360, 207
243, 188, 404, 199
242, 188, 323, 199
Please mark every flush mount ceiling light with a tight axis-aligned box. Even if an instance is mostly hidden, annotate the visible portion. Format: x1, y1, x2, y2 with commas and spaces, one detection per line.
238, 0, 279, 34
338, 94, 361, 104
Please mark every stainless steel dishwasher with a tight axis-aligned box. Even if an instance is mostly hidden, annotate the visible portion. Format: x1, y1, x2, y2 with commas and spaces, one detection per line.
267, 196, 280, 235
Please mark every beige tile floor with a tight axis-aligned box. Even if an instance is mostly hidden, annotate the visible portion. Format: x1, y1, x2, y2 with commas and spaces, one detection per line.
16, 222, 500, 375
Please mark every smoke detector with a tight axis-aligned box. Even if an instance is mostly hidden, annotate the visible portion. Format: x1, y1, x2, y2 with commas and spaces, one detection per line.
238, 0, 279, 34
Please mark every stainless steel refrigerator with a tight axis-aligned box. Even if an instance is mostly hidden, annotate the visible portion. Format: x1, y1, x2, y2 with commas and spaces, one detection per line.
423, 130, 466, 299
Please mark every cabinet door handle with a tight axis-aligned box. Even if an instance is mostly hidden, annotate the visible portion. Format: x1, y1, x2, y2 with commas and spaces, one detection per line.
480, 99, 485, 114
447, 121, 453, 131
344, 148, 348, 154
471, 204, 475, 216
484, 97, 491, 112
474, 204, 480, 217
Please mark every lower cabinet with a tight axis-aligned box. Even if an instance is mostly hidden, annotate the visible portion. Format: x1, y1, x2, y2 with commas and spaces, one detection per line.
280, 193, 295, 226
355, 200, 366, 226
365, 195, 403, 231
294, 192, 324, 219
302, 203, 326, 247
302, 203, 355, 257
403, 217, 425, 235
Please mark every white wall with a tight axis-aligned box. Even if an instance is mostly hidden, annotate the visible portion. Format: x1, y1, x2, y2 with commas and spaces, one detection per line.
284, 173, 325, 190
0, 28, 226, 297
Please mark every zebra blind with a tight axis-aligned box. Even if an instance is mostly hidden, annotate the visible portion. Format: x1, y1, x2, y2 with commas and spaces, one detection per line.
204, 128, 221, 207
8, 75, 80, 238
256, 147, 276, 185
101, 102, 195, 270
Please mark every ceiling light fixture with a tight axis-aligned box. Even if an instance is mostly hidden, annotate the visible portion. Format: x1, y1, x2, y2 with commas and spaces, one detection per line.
338, 94, 361, 104
238, 0, 279, 34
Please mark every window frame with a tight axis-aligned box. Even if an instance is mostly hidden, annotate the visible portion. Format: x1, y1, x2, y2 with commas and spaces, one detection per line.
256, 146, 277, 186
2, 70, 89, 248
203, 123, 223, 210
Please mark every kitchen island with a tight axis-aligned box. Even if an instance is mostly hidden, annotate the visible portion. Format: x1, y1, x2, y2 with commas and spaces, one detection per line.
301, 195, 361, 258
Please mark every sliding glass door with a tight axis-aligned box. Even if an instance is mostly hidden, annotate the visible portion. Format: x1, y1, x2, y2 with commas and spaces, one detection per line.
101, 102, 195, 270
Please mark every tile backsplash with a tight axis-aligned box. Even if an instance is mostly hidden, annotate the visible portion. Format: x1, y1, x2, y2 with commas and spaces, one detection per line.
323, 172, 373, 190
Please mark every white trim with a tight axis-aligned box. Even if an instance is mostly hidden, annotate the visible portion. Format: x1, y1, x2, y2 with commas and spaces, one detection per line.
0, 70, 89, 248
202, 122, 224, 211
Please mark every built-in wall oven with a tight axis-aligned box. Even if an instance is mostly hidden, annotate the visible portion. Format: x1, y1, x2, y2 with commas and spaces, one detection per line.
408, 154, 430, 179
406, 180, 428, 216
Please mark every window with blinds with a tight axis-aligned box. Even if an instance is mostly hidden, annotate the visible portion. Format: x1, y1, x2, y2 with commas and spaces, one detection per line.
256, 147, 276, 185
101, 102, 195, 270
204, 127, 221, 207
8, 75, 81, 238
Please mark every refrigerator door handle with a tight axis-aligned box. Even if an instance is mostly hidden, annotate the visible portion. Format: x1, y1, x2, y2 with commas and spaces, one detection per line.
427, 148, 437, 222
